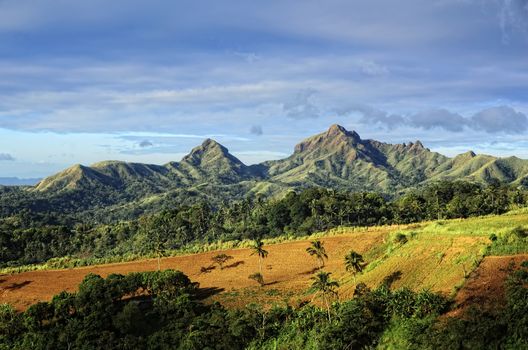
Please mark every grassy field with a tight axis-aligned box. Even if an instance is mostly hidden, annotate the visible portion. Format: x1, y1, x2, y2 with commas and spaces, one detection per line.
346, 211, 528, 295
2, 210, 528, 311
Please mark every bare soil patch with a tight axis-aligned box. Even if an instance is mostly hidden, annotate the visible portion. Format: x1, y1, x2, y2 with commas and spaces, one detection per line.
0, 229, 387, 310
449, 254, 528, 316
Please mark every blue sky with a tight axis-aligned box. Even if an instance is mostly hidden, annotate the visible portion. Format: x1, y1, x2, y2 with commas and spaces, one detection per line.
0, 0, 528, 178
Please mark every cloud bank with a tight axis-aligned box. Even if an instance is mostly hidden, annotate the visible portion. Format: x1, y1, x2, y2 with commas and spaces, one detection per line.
345, 105, 528, 134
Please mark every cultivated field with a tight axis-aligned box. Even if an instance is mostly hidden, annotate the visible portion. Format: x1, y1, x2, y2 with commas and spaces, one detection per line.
2, 211, 528, 311
450, 254, 528, 315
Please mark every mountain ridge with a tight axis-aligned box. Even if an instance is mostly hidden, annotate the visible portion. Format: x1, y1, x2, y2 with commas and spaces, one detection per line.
30, 124, 528, 194
5, 124, 527, 219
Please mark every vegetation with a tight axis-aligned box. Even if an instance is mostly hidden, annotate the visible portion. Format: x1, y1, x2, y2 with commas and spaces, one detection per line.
306, 240, 328, 269
250, 239, 269, 276
487, 225, 528, 255
248, 272, 265, 287
2, 125, 528, 224
211, 253, 234, 270
309, 271, 339, 321
344, 250, 365, 282
2, 125, 528, 348
1, 181, 526, 270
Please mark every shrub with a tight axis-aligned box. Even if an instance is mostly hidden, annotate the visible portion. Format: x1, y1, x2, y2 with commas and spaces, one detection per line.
393, 233, 408, 245
211, 254, 234, 269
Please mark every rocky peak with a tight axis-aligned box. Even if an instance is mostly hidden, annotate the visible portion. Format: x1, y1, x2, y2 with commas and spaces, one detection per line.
200, 138, 225, 151
183, 139, 228, 161
326, 124, 361, 140
295, 125, 362, 154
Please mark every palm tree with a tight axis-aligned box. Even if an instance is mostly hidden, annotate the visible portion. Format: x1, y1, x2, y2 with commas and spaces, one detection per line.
306, 240, 328, 269
344, 250, 365, 282
310, 271, 339, 321
251, 238, 269, 275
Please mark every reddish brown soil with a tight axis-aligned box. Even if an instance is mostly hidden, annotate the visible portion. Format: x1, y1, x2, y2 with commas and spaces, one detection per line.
450, 254, 528, 316
0, 229, 387, 310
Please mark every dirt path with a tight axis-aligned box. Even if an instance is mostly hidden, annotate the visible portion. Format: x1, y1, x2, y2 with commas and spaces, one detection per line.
450, 254, 528, 316
0, 229, 387, 310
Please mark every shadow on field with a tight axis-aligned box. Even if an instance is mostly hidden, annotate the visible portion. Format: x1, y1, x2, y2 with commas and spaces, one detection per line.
225, 261, 245, 269
199, 265, 216, 274
3, 280, 32, 290
264, 281, 279, 286
299, 267, 320, 276
195, 286, 225, 300
382, 271, 402, 289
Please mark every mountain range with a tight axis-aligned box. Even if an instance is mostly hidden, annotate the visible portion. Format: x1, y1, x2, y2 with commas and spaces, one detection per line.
2, 124, 528, 220
0, 177, 41, 186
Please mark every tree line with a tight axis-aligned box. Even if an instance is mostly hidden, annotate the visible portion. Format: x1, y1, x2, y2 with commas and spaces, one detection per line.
1, 180, 526, 268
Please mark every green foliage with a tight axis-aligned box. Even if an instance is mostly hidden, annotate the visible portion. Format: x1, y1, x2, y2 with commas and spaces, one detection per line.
344, 250, 365, 277
211, 253, 234, 269
3, 126, 528, 227
393, 232, 408, 245
306, 240, 328, 268
488, 225, 528, 255
248, 272, 265, 287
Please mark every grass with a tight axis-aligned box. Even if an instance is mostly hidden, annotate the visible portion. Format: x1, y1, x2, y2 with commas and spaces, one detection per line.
337, 211, 528, 298
3, 211, 527, 279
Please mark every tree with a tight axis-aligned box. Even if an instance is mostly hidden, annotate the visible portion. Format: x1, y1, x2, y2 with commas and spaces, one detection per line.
139, 214, 176, 271
344, 250, 365, 282
310, 271, 339, 321
211, 253, 233, 270
306, 240, 328, 269
250, 238, 268, 275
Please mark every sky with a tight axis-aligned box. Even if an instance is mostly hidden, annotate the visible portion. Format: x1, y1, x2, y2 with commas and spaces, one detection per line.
0, 0, 528, 178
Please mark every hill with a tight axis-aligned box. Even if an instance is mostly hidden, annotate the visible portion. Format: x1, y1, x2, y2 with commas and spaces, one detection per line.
2, 124, 528, 219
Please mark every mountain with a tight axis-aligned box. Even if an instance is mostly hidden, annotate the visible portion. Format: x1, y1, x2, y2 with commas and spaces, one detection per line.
165, 139, 262, 185
263, 124, 449, 192
4, 124, 528, 220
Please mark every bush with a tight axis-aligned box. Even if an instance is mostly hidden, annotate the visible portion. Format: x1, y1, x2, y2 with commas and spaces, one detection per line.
393, 233, 408, 245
